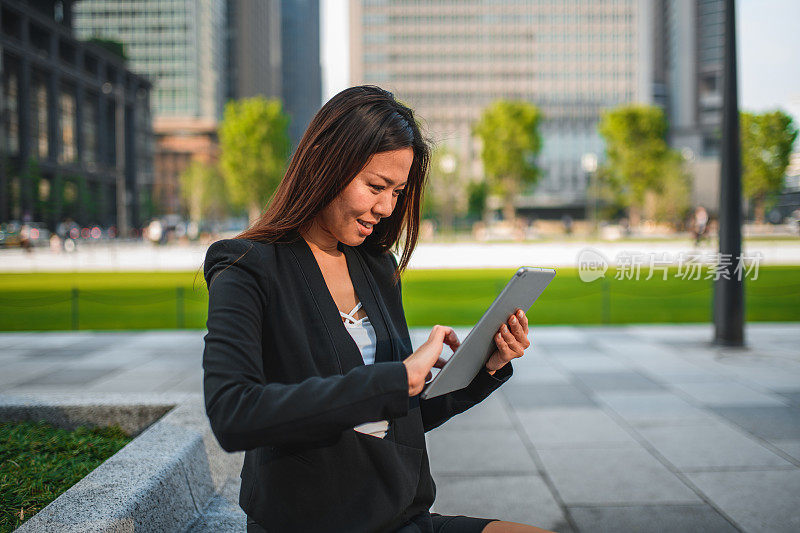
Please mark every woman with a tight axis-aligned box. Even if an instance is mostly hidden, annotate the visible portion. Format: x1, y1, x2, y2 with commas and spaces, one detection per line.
203, 86, 552, 533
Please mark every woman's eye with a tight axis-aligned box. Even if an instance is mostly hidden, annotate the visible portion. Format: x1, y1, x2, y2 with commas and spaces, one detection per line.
370, 184, 384, 192
393, 189, 405, 197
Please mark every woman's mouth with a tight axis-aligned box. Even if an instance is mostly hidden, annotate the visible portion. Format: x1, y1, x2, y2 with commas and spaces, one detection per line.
357, 219, 374, 236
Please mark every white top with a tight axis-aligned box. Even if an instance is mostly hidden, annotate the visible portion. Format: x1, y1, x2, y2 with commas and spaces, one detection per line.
341, 301, 389, 439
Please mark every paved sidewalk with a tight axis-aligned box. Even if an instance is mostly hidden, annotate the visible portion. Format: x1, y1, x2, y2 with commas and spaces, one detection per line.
2, 324, 799, 532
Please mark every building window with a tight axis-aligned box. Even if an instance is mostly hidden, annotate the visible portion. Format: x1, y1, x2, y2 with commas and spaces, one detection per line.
2, 55, 19, 156
31, 71, 49, 159
83, 95, 98, 165
59, 85, 77, 163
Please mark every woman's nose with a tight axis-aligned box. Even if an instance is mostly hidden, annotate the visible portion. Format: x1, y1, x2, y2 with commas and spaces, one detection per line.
373, 193, 394, 218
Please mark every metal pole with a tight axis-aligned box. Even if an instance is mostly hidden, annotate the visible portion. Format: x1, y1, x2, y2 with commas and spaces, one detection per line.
713, 0, 744, 346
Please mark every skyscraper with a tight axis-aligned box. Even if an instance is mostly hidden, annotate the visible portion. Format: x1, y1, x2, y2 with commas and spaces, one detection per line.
73, 0, 322, 215
350, 0, 723, 217
282, 0, 322, 150
73, 0, 228, 215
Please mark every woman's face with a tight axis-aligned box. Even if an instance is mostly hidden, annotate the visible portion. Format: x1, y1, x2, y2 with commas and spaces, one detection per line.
313, 148, 414, 247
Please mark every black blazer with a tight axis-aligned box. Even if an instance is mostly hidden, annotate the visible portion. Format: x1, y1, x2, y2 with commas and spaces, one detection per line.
202, 235, 513, 532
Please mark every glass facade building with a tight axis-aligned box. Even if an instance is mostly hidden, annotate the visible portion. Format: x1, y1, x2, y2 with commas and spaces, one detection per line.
73, 0, 225, 121
350, 0, 723, 216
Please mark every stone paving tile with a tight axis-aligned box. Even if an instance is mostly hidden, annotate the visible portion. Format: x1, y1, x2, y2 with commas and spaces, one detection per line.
595, 340, 678, 359
436, 393, 514, 430
511, 364, 573, 384
568, 504, 739, 533
0, 348, 34, 362
0, 361, 65, 389
635, 420, 793, 470
167, 371, 204, 395
537, 445, 701, 505
65, 350, 157, 370
708, 406, 800, 440
84, 367, 185, 393
687, 470, 800, 533
624, 355, 721, 381
23, 346, 104, 360
594, 391, 718, 425
550, 355, 633, 374
2, 332, 97, 348
571, 372, 665, 391
768, 440, 800, 463
431, 474, 571, 532
502, 383, 598, 409
722, 369, 800, 393
669, 382, 790, 407
515, 407, 638, 449
525, 326, 590, 344
0, 333, 38, 348
426, 426, 537, 475
13, 366, 117, 386
536, 341, 597, 354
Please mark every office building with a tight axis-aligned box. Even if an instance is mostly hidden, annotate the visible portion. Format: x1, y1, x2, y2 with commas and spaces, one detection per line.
282, 0, 323, 150
73, 0, 226, 215
73, 0, 322, 215
0, 0, 154, 232
660, 0, 724, 209
350, 0, 724, 217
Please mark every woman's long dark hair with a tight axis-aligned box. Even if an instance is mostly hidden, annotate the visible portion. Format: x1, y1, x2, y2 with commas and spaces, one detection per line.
236, 85, 432, 275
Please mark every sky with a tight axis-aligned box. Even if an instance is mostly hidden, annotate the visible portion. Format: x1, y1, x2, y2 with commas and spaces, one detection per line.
321, 0, 800, 124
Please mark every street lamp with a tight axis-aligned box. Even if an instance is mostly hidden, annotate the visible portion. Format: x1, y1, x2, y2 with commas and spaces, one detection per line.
581, 153, 598, 234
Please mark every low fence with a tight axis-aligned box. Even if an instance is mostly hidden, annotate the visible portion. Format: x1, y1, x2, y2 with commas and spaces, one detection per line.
2, 275, 799, 331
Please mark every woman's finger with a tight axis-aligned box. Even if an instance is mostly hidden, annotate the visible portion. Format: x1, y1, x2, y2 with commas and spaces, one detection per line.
500, 325, 523, 356
494, 331, 512, 361
443, 328, 461, 353
517, 309, 529, 335
507, 314, 528, 347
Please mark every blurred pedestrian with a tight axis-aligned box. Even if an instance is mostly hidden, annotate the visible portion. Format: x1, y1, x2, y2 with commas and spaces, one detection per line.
562, 214, 573, 235
692, 206, 709, 247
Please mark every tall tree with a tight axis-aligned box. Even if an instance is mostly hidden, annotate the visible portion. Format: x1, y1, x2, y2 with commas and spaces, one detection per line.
179, 160, 230, 224
740, 110, 798, 223
473, 100, 542, 221
218, 97, 291, 223
598, 105, 672, 226
653, 151, 692, 228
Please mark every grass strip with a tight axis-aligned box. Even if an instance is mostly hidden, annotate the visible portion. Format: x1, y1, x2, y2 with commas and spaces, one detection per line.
0, 266, 798, 330
0, 420, 131, 532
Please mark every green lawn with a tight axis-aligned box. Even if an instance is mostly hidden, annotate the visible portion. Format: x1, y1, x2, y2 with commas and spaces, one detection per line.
0, 267, 798, 331
0, 421, 131, 532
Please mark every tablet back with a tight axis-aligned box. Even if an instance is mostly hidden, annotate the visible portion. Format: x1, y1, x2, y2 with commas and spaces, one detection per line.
420, 267, 556, 400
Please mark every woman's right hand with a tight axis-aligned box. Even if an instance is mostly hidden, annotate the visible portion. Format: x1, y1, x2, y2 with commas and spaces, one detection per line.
402, 325, 460, 396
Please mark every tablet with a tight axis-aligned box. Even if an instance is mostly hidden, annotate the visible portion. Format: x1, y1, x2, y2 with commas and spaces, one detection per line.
420, 267, 556, 400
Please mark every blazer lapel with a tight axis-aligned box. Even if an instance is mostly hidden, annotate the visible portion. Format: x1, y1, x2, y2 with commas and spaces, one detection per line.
342, 245, 395, 364
286, 235, 399, 370
286, 238, 366, 374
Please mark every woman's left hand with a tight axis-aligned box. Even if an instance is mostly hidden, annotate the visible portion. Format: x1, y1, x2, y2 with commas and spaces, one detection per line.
485, 308, 530, 375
